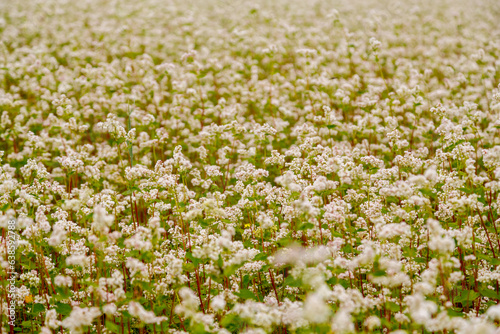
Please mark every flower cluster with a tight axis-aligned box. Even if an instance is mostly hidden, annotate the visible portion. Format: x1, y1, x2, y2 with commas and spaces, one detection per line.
2, 0, 500, 333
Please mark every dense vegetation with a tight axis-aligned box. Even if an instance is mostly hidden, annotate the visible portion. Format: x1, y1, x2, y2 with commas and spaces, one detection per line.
2, 0, 500, 333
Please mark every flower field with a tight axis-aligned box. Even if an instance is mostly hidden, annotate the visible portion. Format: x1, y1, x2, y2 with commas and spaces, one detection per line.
2, 0, 500, 332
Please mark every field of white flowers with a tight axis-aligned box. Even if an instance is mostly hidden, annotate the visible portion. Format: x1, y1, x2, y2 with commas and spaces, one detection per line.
2, 0, 500, 332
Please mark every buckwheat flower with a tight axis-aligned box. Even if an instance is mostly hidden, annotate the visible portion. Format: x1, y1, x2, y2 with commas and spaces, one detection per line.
378, 223, 411, 239
55, 155, 85, 173
124, 229, 153, 251
66, 254, 91, 267
62, 307, 101, 333
256, 212, 275, 229
232, 300, 280, 329
20, 270, 40, 287
293, 198, 320, 217
464, 255, 476, 261
62, 198, 81, 211
240, 329, 267, 334
485, 304, 500, 321
217, 230, 233, 249
271, 247, 302, 268
158, 174, 178, 188
92, 205, 114, 234
394, 312, 409, 323
455, 318, 496, 334
483, 146, 500, 169
185, 208, 202, 221
48, 223, 67, 247
197, 146, 208, 160
181, 49, 197, 61
129, 301, 167, 324
331, 309, 354, 334
211, 295, 226, 311
364, 316, 381, 331
427, 219, 455, 254
20, 159, 49, 179
303, 285, 332, 323
275, 171, 301, 192
54, 275, 72, 287
175, 287, 200, 317
205, 165, 223, 177
126, 257, 148, 278
404, 294, 437, 324
45, 309, 61, 329
172, 145, 192, 172
103, 303, 117, 315
39, 327, 52, 334
14, 285, 30, 306
369, 37, 382, 51
449, 271, 464, 284
424, 166, 438, 182
125, 164, 152, 181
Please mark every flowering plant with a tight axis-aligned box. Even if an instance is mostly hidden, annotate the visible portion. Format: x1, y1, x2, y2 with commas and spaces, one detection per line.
2, 0, 500, 333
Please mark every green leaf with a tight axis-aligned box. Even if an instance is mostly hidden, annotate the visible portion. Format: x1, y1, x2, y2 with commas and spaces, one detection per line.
419, 188, 436, 199
444, 139, 466, 153
298, 222, 314, 230
33, 303, 45, 315
326, 124, 337, 129
198, 219, 209, 227
186, 252, 200, 265
403, 248, 417, 258
277, 237, 293, 246
183, 263, 196, 272
21, 321, 32, 327
243, 275, 250, 287
235, 289, 259, 301
414, 257, 427, 263
105, 320, 120, 333
326, 277, 338, 285
447, 307, 463, 317
122, 190, 132, 196
371, 269, 386, 277
342, 244, 353, 253
55, 286, 72, 299
455, 290, 480, 303
253, 252, 268, 261
217, 254, 224, 269
191, 322, 210, 334
223, 264, 243, 277
332, 231, 343, 238
221, 314, 243, 331
284, 276, 301, 287
480, 288, 500, 300
386, 301, 400, 312
459, 187, 473, 194
476, 253, 500, 265
56, 303, 72, 316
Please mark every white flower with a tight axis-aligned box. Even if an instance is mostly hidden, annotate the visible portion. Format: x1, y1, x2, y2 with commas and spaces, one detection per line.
92, 205, 114, 234
486, 304, 500, 321
364, 316, 381, 330
54, 275, 72, 287
211, 295, 226, 311
303, 286, 331, 323
103, 303, 117, 315
61, 307, 101, 334
128, 301, 167, 324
